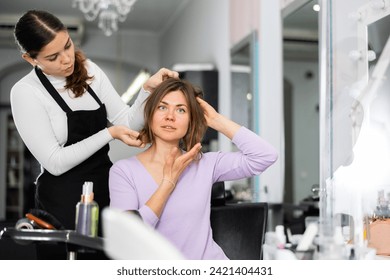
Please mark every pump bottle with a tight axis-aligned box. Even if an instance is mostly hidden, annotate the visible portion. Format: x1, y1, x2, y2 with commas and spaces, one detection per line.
75, 181, 99, 237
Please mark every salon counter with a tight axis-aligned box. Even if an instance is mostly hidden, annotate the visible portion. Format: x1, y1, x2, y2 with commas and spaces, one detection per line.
0, 227, 104, 260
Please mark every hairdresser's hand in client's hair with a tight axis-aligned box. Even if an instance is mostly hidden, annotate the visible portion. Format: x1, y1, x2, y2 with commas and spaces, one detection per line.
143, 68, 179, 93
108, 125, 145, 148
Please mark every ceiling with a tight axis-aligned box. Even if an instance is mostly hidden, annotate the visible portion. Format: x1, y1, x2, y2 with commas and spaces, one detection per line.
0, 0, 189, 36
283, 0, 319, 61
283, 0, 319, 32
0, 0, 319, 35
0, 0, 320, 60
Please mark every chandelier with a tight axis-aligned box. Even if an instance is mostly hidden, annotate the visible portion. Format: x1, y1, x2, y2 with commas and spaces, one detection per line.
73, 0, 137, 36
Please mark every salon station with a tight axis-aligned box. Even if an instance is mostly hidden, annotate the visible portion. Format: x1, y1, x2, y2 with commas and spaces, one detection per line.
0, 0, 390, 260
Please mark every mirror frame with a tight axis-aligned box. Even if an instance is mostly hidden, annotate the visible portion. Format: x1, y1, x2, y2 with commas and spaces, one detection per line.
230, 31, 258, 132
230, 31, 258, 200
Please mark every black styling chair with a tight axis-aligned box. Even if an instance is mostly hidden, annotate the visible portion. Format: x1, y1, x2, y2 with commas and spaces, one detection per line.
210, 182, 268, 260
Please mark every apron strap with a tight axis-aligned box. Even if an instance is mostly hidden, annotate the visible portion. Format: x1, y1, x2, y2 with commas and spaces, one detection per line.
35, 67, 72, 113
86, 86, 103, 106
35, 66, 103, 112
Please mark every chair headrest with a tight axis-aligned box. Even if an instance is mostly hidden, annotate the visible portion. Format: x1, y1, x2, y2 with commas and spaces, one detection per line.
102, 207, 185, 260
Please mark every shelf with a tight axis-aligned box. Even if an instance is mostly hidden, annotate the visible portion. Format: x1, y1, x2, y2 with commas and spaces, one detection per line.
6, 206, 21, 212
4, 113, 24, 220
6, 185, 20, 189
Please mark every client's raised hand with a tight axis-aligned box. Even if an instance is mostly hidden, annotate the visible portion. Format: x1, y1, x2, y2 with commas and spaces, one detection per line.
162, 143, 202, 188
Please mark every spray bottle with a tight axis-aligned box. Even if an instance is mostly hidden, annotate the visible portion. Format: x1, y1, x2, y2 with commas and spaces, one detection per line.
75, 181, 99, 237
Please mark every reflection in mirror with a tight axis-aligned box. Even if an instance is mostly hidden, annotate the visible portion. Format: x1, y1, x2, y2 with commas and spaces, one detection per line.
329, 3, 390, 251
334, 213, 354, 244
283, 0, 318, 61
283, 0, 319, 206
230, 32, 256, 202
351, 14, 390, 146
367, 15, 390, 77
333, 51, 390, 251
231, 36, 254, 132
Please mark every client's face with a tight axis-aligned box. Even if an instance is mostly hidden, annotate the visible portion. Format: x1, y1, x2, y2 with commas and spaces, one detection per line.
151, 90, 190, 143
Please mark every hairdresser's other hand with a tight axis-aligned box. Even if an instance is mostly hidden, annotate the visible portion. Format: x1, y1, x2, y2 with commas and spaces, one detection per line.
108, 125, 145, 148
143, 68, 179, 93
162, 143, 202, 186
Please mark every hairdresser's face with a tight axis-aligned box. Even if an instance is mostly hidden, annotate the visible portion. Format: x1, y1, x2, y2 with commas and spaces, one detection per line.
32, 31, 75, 77
152, 90, 190, 143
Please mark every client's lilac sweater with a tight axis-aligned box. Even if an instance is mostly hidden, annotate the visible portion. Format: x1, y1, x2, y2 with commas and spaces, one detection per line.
109, 127, 278, 259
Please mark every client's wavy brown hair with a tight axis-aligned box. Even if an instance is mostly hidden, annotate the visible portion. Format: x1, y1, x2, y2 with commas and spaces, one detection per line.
139, 78, 208, 158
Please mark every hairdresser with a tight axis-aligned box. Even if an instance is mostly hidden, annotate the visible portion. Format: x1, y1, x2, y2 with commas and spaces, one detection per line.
10, 9, 178, 254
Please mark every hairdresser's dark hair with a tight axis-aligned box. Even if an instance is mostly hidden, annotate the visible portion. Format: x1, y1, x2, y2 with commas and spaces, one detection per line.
14, 10, 93, 97
139, 78, 207, 157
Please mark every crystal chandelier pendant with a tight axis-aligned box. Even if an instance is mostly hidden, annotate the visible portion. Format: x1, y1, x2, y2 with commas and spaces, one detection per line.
73, 0, 137, 36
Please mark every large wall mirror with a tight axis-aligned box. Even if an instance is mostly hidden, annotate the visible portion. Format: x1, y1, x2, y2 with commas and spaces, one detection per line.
311, 0, 390, 254
283, 0, 320, 208
330, 1, 390, 243
230, 31, 257, 202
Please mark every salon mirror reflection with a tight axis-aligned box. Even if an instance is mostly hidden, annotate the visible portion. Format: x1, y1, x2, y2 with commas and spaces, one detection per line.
230, 32, 256, 202
283, 0, 319, 207
368, 14, 390, 76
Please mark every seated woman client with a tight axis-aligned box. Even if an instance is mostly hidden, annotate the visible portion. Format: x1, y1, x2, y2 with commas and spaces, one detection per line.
108, 78, 278, 259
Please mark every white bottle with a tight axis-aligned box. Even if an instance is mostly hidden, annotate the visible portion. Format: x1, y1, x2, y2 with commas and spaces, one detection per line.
275, 225, 286, 247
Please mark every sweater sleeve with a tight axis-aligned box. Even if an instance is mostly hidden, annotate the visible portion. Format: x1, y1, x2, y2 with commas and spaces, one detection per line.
10, 81, 113, 176
212, 126, 278, 182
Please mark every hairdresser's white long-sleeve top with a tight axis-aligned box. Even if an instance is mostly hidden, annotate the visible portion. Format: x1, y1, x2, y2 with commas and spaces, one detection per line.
10, 60, 148, 176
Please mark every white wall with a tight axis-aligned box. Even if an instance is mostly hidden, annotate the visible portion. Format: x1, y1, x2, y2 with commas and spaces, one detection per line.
258, 0, 284, 202
82, 29, 161, 72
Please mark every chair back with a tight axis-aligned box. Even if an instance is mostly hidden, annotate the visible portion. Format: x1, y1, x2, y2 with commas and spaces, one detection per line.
102, 208, 184, 260
210, 202, 268, 260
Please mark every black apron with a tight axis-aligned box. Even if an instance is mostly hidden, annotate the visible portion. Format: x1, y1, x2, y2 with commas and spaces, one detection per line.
34, 67, 112, 233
